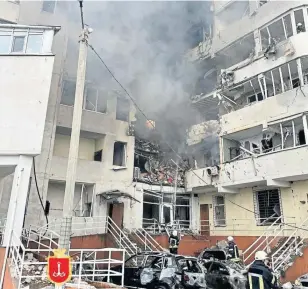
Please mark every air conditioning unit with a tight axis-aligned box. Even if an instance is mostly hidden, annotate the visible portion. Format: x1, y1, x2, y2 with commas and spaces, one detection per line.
134, 167, 141, 179
206, 166, 219, 177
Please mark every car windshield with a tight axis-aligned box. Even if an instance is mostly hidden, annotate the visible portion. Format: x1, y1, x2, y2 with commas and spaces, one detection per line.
125, 255, 145, 267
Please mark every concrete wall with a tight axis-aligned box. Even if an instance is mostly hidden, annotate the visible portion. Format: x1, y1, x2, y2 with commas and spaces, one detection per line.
53, 134, 96, 161
0, 1, 19, 23
220, 144, 308, 187
0, 56, 54, 155
221, 87, 308, 134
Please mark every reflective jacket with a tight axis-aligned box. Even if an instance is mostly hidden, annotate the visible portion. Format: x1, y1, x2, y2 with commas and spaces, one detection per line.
247, 260, 279, 289
168, 236, 179, 248
227, 241, 239, 259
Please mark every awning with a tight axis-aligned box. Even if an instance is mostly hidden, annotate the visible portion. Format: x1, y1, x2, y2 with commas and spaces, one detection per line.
98, 189, 140, 203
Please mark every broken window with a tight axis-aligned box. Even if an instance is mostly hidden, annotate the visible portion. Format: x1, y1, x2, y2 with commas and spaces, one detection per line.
116, 97, 130, 121
143, 193, 160, 227
73, 183, 95, 218
301, 56, 308, 85
217, 33, 255, 69
84, 86, 107, 113
294, 9, 306, 34
261, 133, 273, 153
264, 71, 275, 97
298, 129, 306, 145
175, 196, 191, 229
254, 189, 282, 225
260, 13, 294, 52
113, 142, 126, 167
42, 1, 56, 13
213, 195, 226, 226
281, 120, 294, 149
94, 150, 102, 162
61, 79, 76, 106
242, 77, 263, 104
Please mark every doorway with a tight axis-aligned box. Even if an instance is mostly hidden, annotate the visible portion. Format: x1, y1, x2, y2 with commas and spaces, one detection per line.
200, 204, 210, 236
107, 202, 124, 228
162, 204, 173, 224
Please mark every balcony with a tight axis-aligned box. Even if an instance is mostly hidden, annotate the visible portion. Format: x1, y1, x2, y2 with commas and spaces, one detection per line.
50, 156, 103, 183
57, 104, 129, 136
219, 145, 308, 190
186, 169, 218, 193
221, 85, 308, 134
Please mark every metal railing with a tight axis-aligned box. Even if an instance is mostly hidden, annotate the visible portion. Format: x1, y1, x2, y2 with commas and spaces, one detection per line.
36, 216, 108, 237
142, 218, 161, 234
130, 227, 165, 252
272, 217, 308, 272
242, 216, 288, 264
107, 216, 138, 257
6, 231, 125, 289
22, 226, 59, 251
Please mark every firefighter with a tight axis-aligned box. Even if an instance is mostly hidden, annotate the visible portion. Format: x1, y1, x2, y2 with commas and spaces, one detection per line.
227, 236, 240, 261
247, 251, 279, 289
169, 230, 179, 254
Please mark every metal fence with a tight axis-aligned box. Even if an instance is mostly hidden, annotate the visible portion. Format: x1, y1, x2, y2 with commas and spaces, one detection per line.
3, 230, 125, 289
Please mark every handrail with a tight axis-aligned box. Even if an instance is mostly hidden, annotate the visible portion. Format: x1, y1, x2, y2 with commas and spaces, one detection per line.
132, 228, 164, 252
272, 217, 308, 271
107, 216, 138, 256
139, 228, 164, 251
242, 216, 283, 263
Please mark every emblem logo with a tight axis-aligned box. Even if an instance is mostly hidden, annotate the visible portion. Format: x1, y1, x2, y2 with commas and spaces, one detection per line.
47, 248, 72, 285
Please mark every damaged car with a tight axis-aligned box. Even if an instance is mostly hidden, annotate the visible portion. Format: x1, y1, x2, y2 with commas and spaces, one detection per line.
294, 273, 308, 288
198, 248, 247, 289
110, 251, 207, 289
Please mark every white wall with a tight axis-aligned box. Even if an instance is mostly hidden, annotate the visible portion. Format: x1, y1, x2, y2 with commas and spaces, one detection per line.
0, 56, 54, 155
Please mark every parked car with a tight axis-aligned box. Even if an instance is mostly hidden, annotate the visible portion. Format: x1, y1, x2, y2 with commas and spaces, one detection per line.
294, 273, 308, 288
110, 251, 207, 289
198, 248, 247, 289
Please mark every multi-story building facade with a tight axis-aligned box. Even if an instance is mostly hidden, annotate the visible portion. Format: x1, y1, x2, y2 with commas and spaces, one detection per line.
187, 0, 308, 241
0, 22, 58, 245
0, 1, 137, 233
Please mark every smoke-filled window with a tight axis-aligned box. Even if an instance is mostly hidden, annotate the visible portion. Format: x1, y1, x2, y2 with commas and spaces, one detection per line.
113, 142, 127, 167
61, 79, 76, 106
116, 97, 130, 121
41, 1, 56, 13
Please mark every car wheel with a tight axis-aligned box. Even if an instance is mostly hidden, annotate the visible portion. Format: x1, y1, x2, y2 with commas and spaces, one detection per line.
156, 284, 169, 289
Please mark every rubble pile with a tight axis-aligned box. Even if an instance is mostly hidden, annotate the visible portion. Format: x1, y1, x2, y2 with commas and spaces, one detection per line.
134, 138, 187, 187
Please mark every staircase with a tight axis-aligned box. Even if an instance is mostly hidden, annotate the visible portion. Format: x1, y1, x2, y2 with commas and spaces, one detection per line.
270, 217, 308, 274
106, 217, 165, 258
242, 217, 284, 265
242, 216, 308, 275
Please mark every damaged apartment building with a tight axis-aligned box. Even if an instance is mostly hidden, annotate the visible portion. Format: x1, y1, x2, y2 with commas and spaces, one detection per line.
133, 122, 197, 232
186, 0, 308, 273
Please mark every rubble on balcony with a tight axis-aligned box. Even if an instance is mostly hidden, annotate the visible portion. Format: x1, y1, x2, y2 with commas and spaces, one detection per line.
134, 138, 186, 187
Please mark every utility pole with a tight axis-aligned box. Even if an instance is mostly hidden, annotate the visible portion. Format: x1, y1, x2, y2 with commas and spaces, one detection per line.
59, 27, 90, 251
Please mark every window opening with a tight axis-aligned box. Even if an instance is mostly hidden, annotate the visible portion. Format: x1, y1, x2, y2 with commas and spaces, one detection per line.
113, 142, 126, 166
254, 189, 282, 225
281, 120, 293, 149
143, 193, 160, 228
301, 57, 308, 85
298, 129, 306, 145
26, 34, 43, 53
126, 255, 145, 268
84, 86, 107, 113
261, 134, 273, 152
94, 150, 102, 162
294, 9, 306, 33
61, 79, 76, 106
283, 14, 293, 38
116, 97, 130, 121
42, 1, 56, 13
12, 35, 25, 52
213, 195, 226, 226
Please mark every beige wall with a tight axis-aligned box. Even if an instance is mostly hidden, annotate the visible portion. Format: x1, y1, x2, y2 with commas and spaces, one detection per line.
198, 180, 308, 236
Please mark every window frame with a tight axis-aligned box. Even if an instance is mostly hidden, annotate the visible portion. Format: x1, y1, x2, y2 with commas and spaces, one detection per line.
213, 195, 226, 227
0, 28, 44, 54
41, 0, 57, 14
253, 188, 283, 226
